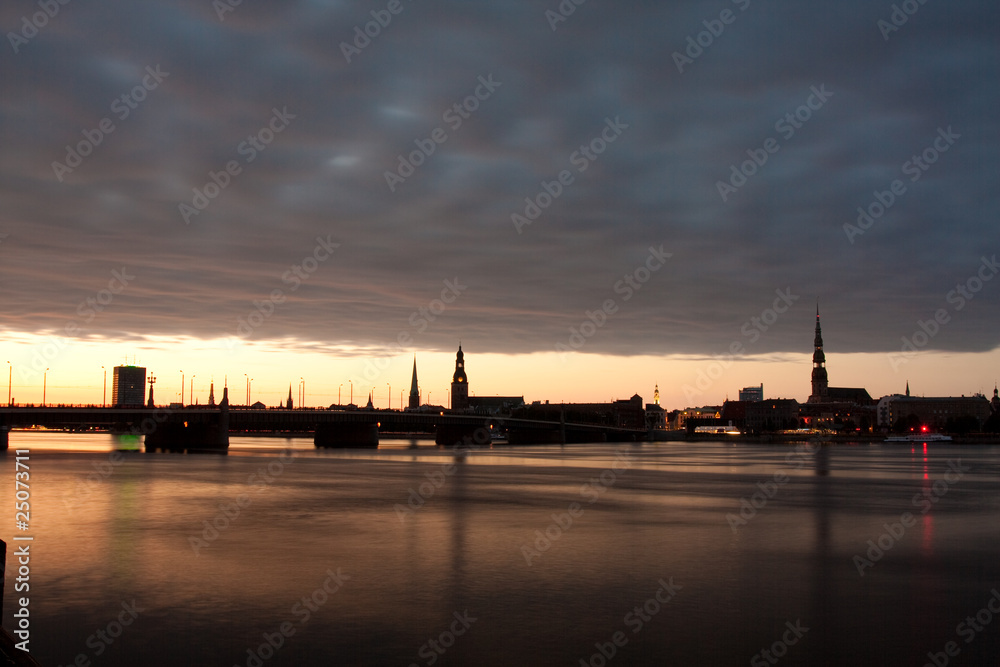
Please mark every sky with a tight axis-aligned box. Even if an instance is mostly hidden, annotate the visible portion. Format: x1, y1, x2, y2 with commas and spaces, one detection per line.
1, 0, 998, 409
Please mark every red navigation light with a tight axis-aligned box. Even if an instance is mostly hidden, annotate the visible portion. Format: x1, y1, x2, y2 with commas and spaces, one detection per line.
921, 425, 928, 433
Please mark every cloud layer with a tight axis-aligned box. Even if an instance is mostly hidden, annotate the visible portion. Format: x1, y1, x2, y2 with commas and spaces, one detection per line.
2, 0, 998, 358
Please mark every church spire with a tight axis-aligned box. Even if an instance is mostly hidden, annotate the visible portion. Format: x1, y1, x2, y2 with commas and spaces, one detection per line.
409, 356, 420, 409
808, 303, 829, 403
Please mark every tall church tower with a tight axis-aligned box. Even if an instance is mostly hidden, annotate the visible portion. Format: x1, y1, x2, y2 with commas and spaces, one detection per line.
451, 344, 469, 411
808, 304, 829, 403
409, 356, 420, 409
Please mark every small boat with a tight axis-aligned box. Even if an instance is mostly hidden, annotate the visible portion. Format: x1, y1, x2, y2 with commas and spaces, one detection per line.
884, 433, 952, 443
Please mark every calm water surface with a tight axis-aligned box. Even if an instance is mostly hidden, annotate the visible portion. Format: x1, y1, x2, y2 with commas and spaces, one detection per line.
4, 432, 1000, 666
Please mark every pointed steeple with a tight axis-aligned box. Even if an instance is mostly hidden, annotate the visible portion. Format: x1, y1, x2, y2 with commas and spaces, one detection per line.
808, 303, 829, 403
287, 384, 294, 409
365, 391, 374, 410
208, 379, 215, 406
409, 356, 420, 409
905, 381, 910, 397
654, 384, 660, 406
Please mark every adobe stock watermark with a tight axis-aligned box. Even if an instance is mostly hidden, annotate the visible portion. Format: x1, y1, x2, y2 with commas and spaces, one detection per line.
672, 0, 751, 74
578, 578, 681, 667
844, 126, 960, 244
61, 450, 128, 512
408, 610, 477, 667
349, 277, 468, 388
18, 267, 136, 382
717, 85, 832, 202
393, 427, 491, 522
853, 459, 969, 576
224, 235, 340, 347
213, 0, 243, 22
888, 255, 997, 371
7, 0, 73, 54
750, 620, 809, 666
545, 0, 591, 31
56, 599, 145, 664
878, 0, 932, 42
681, 287, 799, 403
51, 66, 169, 182
520, 449, 633, 566
340, 0, 413, 63
236, 568, 350, 667
556, 246, 671, 359
922, 587, 1000, 667
179, 106, 295, 224
726, 441, 820, 533
189, 450, 296, 555
384, 74, 501, 192
511, 116, 629, 234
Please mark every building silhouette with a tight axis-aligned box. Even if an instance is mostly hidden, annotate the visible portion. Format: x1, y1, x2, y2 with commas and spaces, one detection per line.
801, 306, 874, 430
112, 365, 146, 407
451, 344, 469, 411
645, 384, 666, 430
739, 384, 764, 402
877, 387, 992, 431
409, 357, 420, 409
806, 306, 872, 405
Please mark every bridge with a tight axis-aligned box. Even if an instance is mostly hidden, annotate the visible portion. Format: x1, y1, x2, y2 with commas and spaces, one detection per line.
0, 405, 648, 452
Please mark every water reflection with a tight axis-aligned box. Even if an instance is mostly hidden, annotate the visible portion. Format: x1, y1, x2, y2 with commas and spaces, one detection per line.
7, 432, 1000, 666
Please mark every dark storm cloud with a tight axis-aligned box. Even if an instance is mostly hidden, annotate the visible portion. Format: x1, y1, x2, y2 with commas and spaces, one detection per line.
1, 0, 998, 357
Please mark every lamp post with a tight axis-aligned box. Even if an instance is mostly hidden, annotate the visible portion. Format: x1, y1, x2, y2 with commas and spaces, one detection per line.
349, 380, 353, 406
299, 377, 305, 408
190, 375, 195, 406
43, 368, 49, 406
338, 383, 342, 406
180, 370, 185, 406
8, 361, 12, 406
244, 374, 249, 406
427, 391, 432, 405
101, 365, 106, 407
387, 382, 391, 410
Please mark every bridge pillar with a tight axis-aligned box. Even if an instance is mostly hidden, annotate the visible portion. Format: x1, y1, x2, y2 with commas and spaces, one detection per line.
144, 409, 229, 454
0, 426, 7, 452
314, 423, 379, 449
435, 423, 490, 447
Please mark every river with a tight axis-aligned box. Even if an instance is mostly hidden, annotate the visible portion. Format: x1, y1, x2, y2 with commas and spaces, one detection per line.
4, 432, 999, 666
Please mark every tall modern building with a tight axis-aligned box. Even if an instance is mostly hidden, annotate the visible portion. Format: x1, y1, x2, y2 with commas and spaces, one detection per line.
739, 384, 764, 402
451, 344, 469, 411
409, 357, 420, 409
112, 365, 146, 407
